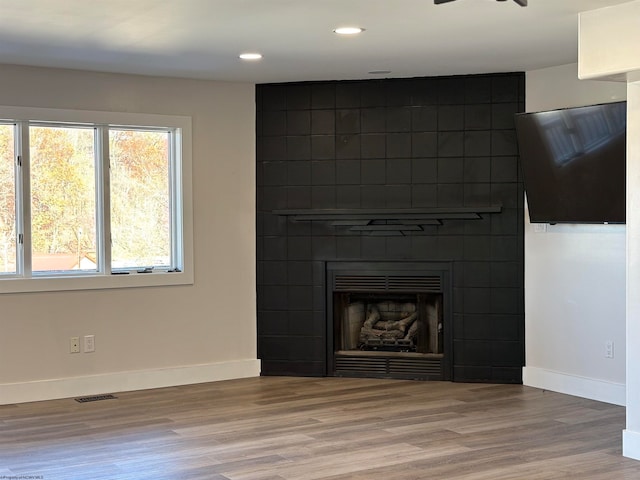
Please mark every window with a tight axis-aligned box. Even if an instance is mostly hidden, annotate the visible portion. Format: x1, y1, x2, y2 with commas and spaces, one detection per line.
0, 106, 192, 293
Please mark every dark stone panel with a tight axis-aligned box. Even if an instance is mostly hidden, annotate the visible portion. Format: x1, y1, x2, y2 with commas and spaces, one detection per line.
287, 110, 311, 135
263, 261, 288, 285
438, 131, 464, 157
361, 81, 387, 107
438, 105, 464, 131
387, 133, 412, 158
492, 315, 521, 341
312, 110, 336, 135
411, 106, 438, 132
464, 131, 491, 157
336, 236, 362, 259
463, 288, 492, 314
263, 237, 287, 261
361, 108, 386, 133
386, 158, 411, 185
385, 185, 411, 208
286, 186, 311, 209
463, 235, 492, 261
311, 160, 336, 185
361, 236, 387, 258
410, 236, 439, 258
438, 157, 463, 183
491, 287, 523, 315
258, 311, 288, 335
438, 77, 466, 105
336, 109, 361, 133
361, 185, 386, 208
312, 236, 337, 259
311, 186, 336, 208
361, 134, 386, 158
386, 236, 412, 259
465, 105, 492, 130
262, 111, 287, 136
289, 311, 315, 335
437, 184, 464, 207
287, 236, 312, 261
263, 161, 287, 186
336, 160, 361, 185
336, 135, 361, 159
465, 76, 492, 104
260, 360, 325, 376
412, 132, 439, 158
311, 84, 336, 109
256, 73, 525, 383
491, 156, 519, 183
311, 135, 336, 160
286, 84, 311, 110
412, 158, 438, 183
491, 261, 522, 287
261, 84, 286, 111
464, 157, 491, 183
287, 161, 311, 186
361, 159, 386, 185
288, 261, 314, 285
336, 82, 361, 108
411, 184, 438, 208
491, 75, 520, 103
288, 285, 314, 311
464, 183, 491, 206
492, 103, 519, 129
463, 262, 492, 287
336, 185, 361, 208
386, 107, 412, 132
436, 235, 464, 260
262, 136, 286, 161
286, 136, 311, 160
261, 285, 289, 311
492, 130, 519, 156
462, 314, 493, 340
262, 213, 288, 236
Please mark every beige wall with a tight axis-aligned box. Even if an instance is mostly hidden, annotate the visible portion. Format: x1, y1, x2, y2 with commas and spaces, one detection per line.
0, 64, 258, 402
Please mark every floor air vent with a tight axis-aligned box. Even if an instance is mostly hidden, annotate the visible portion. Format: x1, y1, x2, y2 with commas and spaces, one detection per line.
75, 394, 117, 403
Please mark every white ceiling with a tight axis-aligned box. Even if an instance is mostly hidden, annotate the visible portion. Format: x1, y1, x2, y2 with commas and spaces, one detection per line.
0, 0, 631, 84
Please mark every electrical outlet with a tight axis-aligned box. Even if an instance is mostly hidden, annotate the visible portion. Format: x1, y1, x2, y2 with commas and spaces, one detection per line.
70, 336, 80, 354
84, 335, 95, 353
605, 340, 614, 359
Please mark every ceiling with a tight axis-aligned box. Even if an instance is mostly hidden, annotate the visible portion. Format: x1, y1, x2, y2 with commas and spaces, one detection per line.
0, 0, 631, 84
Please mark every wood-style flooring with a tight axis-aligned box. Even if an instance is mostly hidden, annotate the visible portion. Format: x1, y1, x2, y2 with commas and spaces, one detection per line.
1, 377, 639, 479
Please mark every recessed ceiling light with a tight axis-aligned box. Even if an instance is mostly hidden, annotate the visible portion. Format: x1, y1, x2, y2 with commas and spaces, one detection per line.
239, 53, 262, 60
333, 27, 365, 35
369, 70, 391, 75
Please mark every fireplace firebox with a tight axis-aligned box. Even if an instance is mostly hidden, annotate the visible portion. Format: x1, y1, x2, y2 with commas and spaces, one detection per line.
327, 262, 452, 381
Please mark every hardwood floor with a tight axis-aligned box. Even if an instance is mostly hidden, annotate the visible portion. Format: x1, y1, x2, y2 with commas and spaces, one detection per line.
1, 377, 639, 479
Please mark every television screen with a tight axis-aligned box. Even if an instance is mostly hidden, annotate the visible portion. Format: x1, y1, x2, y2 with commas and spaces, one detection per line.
515, 101, 626, 224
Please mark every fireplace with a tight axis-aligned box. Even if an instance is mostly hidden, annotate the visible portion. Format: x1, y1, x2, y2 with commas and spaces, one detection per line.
327, 262, 452, 381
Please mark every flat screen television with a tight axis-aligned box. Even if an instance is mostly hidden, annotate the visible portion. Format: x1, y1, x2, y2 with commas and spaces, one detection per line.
514, 101, 626, 224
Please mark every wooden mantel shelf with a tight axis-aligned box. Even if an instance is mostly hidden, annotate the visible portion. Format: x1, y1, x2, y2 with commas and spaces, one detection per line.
273, 206, 502, 232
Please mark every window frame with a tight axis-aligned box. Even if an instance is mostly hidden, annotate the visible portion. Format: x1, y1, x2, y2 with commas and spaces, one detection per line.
0, 105, 193, 294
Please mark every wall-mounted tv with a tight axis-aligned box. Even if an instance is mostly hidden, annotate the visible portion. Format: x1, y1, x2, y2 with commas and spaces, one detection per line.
514, 101, 626, 224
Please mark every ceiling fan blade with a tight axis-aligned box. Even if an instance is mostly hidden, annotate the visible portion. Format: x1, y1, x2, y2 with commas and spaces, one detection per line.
513, 0, 528, 6
434, 0, 456, 4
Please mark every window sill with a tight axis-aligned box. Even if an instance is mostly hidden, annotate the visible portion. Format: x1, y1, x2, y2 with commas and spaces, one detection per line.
0, 270, 194, 294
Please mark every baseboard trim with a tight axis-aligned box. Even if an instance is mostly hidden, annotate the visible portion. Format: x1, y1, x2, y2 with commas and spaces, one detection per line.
523, 366, 625, 406
624, 430, 640, 460
0, 359, 261, 405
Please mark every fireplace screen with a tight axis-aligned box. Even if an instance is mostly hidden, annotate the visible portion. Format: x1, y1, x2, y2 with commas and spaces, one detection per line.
335, 293, 443, 355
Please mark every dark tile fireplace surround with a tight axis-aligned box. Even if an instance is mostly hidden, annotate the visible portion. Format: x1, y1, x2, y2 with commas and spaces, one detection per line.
256, 73, 525, 384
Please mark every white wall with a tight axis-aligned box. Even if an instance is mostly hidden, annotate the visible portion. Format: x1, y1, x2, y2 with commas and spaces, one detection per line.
523, 63, 627, 406
0, 64, 259, 404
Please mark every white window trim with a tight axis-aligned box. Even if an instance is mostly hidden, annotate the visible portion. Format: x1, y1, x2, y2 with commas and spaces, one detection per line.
0, 105, 194, 294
